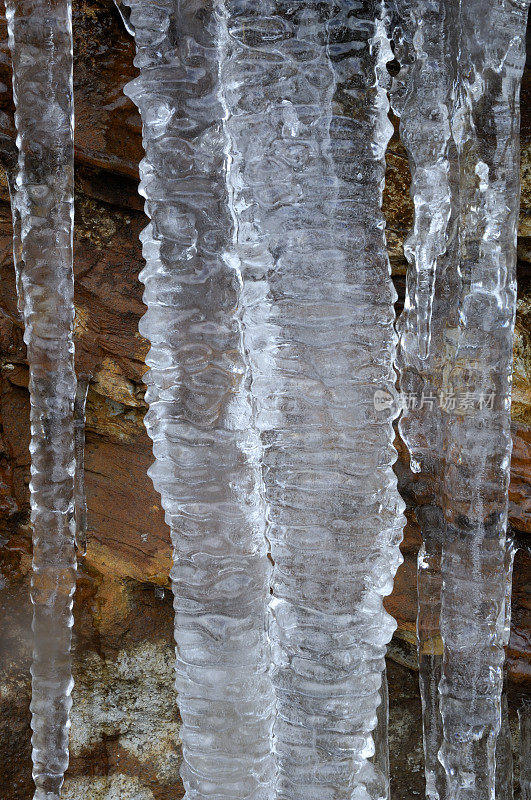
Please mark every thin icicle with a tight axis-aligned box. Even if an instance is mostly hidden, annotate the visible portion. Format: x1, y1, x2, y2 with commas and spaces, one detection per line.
5, 1, 77, 798
373, 664, 391, 800
388, 5, 451, 786
74, 375, 90, 557
121, 2, 276, 798
113, 0, 135, 38
388, 1, 452, 364
519, 698, 531, 800
496, 537, 516, 800
495, 688, 514, 800
223, 3, 404, 798
387, 3, 451, 782
6, 169, 24, 317
0, 116, 22, 316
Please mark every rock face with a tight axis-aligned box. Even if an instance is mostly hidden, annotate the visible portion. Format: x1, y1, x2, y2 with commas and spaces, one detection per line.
0, 2, 528, 798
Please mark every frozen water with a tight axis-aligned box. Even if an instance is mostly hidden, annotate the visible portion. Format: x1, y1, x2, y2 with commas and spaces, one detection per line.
122, 2, 276, 798
389, 0, 530, 797
5, 0, 77, 798
223, 2, 404, 797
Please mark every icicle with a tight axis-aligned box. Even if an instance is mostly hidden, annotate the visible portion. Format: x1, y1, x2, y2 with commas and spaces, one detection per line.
495, 687, 514, 800
373, 664, 391, 800
74, 375, 90, 557
5, 1, 77, 799
388, 1, 452, 364
388, 5, 451, 787
6, 169, 24, 317
389, 0, 529, 797
519, 698, 531, 800
438, 1, 528, 794
0, 115, 22, 317
121, 2, 276, 799
113, 0, 135, 37
223, 2, 404, 798
496, 536, 516, 800
416, 541, 445, 800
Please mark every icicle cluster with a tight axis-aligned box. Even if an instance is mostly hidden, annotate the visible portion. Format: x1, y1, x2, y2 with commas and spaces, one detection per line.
122, 2, 276, 798
5, 1, 77, 798
389, 0, 530, 798
221, 3, 404, 798
5, 0, 525, 795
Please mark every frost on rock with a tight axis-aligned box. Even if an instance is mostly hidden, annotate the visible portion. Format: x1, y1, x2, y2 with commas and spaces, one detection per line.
122, 2, 276, 799
222, 2, 404, 798
5, 0, 77, 798
389, 0, 530, 797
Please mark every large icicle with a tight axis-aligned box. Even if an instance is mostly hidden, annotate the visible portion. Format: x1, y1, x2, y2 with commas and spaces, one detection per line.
222, 3, 404, 798
5, 0, 77, 798
389, 1, 529, 798
122, 2, 276, 799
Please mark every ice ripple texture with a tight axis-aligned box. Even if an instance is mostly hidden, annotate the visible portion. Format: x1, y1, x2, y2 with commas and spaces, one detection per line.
389, 0, 530, 798
123, 2, 276, 799
5, 1, 77, 798
122, 1, 405, 798
222, 2, 404, 799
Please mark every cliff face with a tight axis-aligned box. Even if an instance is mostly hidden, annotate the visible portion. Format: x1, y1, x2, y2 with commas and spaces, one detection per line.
0, 2, 528, 799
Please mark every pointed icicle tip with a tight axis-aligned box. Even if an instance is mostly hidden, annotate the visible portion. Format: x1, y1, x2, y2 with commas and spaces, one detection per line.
114, 0, 135, 37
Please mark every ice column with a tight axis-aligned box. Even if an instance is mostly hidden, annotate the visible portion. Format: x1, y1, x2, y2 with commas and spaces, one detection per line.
389, 0, 529, 797
5, 1, 77, 798
122, 2, 275, 799
373, 665, 390, 799
222, 3, 404, 798
389, 3, 454, 796
438, 4, 528, 791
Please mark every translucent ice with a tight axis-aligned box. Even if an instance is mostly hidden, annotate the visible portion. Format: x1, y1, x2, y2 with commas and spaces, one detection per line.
5, 0, 77, 797
122, 2, 275, 798
222, 2, 404, 798
389, 0, 529, 797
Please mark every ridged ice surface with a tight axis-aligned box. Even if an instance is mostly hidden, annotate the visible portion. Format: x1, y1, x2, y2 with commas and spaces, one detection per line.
5, 1, 77, 798
122, 2, 275, 798
222, 3, 404, 798
389, 0, 529, 797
